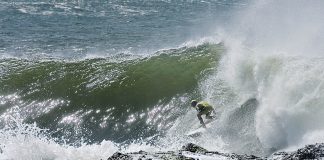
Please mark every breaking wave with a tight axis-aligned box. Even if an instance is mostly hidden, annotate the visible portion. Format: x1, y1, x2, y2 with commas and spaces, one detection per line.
0, 43, 224, 144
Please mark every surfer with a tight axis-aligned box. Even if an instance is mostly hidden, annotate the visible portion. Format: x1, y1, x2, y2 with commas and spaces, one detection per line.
191, 100, 216, 128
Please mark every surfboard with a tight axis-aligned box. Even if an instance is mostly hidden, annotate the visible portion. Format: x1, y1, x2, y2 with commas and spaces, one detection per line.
186, 120, 214, 138
186, 127, 206, 138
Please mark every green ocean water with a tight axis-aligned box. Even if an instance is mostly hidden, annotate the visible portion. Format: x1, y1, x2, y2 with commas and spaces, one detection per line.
0, 43, 224, 143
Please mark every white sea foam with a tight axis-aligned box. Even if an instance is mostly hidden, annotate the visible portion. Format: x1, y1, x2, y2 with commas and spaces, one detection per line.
0, 114, 118, 160
163, 0, 324, 155
213, 0, 324, 153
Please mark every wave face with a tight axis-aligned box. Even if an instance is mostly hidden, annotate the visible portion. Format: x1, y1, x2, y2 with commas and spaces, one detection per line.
0, 43, 224, 144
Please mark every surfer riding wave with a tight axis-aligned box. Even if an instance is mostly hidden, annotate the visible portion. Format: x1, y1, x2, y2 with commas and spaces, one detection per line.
190, 100, 216, 128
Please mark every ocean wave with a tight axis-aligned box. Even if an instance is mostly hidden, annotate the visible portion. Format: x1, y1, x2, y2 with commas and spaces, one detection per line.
0, 43, 224, 143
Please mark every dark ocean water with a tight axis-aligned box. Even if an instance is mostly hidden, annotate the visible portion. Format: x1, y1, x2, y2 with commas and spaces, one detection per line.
0, 0, 243, 59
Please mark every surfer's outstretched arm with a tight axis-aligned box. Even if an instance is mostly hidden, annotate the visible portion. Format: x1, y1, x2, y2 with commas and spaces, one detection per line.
197, 113, 206, 128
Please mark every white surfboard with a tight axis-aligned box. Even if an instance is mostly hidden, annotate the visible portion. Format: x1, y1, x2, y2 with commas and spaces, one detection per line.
186, 127, 207, 137
186, 120, 213, 138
